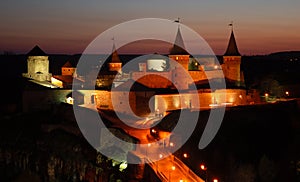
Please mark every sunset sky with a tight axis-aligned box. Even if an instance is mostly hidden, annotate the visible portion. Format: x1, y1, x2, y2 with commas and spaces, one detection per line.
1, 0, 299, 55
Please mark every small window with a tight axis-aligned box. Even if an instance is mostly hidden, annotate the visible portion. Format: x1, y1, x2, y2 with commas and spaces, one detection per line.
91, 95, 95, 104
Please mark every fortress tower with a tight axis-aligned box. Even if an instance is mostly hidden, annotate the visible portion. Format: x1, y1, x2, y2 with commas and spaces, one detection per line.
169, 25, 191, 90
169, 26, 190, 71
109, 42, 122, 73
61, 61, 76, 76
23, 45, 52, 82
222, 28, 244, 86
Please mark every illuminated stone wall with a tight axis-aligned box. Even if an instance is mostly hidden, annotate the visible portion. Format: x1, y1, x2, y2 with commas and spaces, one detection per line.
95, 90, 113, 110
222, 56, 242, 82
94, 90, 155, 116
23, 56, 52, 81
188, 71, 207, 82
51, 77, 63, 88
62, 67, 76, 76
154, 89, 248, 114
109, 63, 122, 73
131, 65, 226, 90
169, 55, 190, 71
132, 72, 172, 88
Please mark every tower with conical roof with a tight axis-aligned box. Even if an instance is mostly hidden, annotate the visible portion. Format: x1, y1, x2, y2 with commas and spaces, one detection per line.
109, 40, 122, 73
62, 61, 77, 76
168, 22, 191, 90
23, 45, 52, 81
222, 26, 244, 85
169, 25, 190, 71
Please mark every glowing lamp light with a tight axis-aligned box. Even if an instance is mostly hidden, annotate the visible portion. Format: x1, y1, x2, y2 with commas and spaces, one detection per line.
171, 166, 176, 170
159, 154, 163, 159
214, 65, 218, 69
170, 142, 174, 147
285, 91, 289, 96
119, 162, 128, 171
228, 97, 234, 103
265, 93, 269, 97
183, 153, 188, 158
213, 178, 218, 182
66, 97, 74, 105
200, 164, 207, 171
174, 97, 180, 108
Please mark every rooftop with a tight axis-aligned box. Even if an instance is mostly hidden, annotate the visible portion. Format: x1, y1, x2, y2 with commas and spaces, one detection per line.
224, 30, 241, 56
27, 45, 47, 56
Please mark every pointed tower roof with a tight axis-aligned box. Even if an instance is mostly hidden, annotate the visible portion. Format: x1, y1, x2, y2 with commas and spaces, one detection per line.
170, 26, 189, 55
27, 45, 47, 56
62, 61, 73, 68
224, 30, 241, 56
111, 42, 121, 63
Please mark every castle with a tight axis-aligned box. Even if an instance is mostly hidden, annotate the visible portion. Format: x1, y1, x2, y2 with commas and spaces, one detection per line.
22, 25, 258, 115
129, 26, 244, 90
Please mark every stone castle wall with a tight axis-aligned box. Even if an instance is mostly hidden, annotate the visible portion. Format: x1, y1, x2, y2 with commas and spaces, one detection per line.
154, 89, 248, 114
132, 72, 172, 88
222, 56, 242, 82
23, 56, 52, 81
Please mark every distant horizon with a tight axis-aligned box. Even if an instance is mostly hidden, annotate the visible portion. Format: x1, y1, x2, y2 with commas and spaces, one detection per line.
1, 33, 299, 56
1, 1, 299, 55
1, 47, 300, 56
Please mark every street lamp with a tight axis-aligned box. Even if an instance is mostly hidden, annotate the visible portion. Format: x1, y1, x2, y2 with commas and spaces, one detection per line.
213, 178, 218, 182
200, 164, 208, 182
200, 164, 207, 171
285, 91, 289, 97
183, 153, 188, 158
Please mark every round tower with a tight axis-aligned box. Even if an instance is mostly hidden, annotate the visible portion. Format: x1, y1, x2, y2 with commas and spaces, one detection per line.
109, 42, 122, 73
222, 27, 244, 86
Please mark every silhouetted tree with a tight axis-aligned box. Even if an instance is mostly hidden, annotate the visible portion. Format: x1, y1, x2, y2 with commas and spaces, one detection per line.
233, 163, 256, 182
258, 155, 278, 182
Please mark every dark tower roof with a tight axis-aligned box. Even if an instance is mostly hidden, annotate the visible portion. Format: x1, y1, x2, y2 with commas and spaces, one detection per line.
62, 61, 74, 68
111, 43, 121, 63
27, 45, 47, 56
169, 27, 189, 55
224, 30, 241, 56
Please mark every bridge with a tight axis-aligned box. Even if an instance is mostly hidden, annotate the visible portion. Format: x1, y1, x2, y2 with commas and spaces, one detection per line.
143, 153, 204, 182
80, 104, 204, 181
